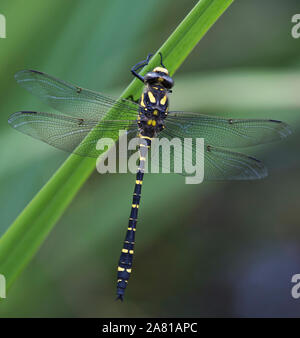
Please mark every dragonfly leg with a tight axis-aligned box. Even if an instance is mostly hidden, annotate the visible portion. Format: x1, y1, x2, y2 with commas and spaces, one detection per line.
158, 52, 166, 68
131, 53, 153, 82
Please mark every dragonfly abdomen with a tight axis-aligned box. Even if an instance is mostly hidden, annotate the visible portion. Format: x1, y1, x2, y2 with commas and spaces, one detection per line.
116, 137, 151, 301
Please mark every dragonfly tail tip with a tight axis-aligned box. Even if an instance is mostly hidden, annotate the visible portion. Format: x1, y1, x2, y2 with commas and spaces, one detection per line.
115, 294, 124, 302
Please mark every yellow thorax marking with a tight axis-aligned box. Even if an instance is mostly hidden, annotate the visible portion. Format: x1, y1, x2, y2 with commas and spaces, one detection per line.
136, 180, 143, 185
153, 109, 158, 116
122, 248, 128, 253
148, 91, 156, 103
160, 95, 167, 105
118, 266, 125, 271
126, 268, 132, 273
140, 93, 145, 107
147, 119, 157, 127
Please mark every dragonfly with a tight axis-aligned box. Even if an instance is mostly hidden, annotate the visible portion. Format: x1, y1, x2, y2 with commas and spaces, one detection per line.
8, 53, 292, 301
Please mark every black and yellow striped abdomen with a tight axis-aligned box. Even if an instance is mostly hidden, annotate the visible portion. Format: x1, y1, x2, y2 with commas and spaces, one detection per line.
116, 137, 151, 301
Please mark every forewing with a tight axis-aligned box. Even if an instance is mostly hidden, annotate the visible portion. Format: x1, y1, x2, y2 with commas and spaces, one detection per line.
15, 70, 139, 120
165, 112, 291, 148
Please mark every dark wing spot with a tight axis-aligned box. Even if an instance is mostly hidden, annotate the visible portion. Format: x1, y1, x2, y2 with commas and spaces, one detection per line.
247, 155, 262, 163
21, 111, 37, 114
269, 119, 282, 123
29, 70, 44, 75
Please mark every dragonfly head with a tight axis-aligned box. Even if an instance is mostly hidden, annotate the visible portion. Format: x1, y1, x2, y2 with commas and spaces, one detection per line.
153, 66, 169, 75
144, 67, 174, 90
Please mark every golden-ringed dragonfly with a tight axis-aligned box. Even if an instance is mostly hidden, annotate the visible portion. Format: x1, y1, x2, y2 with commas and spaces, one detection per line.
8, 53, 292, 301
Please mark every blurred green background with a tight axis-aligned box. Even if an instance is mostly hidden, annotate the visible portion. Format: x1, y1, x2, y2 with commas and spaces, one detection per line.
0, 0, 300, 317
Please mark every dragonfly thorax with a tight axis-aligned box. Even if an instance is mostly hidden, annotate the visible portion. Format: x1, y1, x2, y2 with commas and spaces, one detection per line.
138, 85, 169, 137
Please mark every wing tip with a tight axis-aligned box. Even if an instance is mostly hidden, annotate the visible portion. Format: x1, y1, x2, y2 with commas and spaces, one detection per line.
7, 113, 16, 125
281, 122, 292, 138
15, 69, 43, 81
8, 111, 38, 125
269, 119, 292, 139
247, 155, 268, 179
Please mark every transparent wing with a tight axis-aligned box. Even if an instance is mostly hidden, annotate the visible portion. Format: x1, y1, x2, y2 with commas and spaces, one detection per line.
165, 112, 291, 148
8, 111, 138, 158
150, 128, 267, 180
15, 70, 139, 120
203, 145, 267, 180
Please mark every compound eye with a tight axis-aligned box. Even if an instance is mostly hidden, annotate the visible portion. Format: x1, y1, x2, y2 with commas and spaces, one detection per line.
144, 72, 159, 84
163, 79, 173, 89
